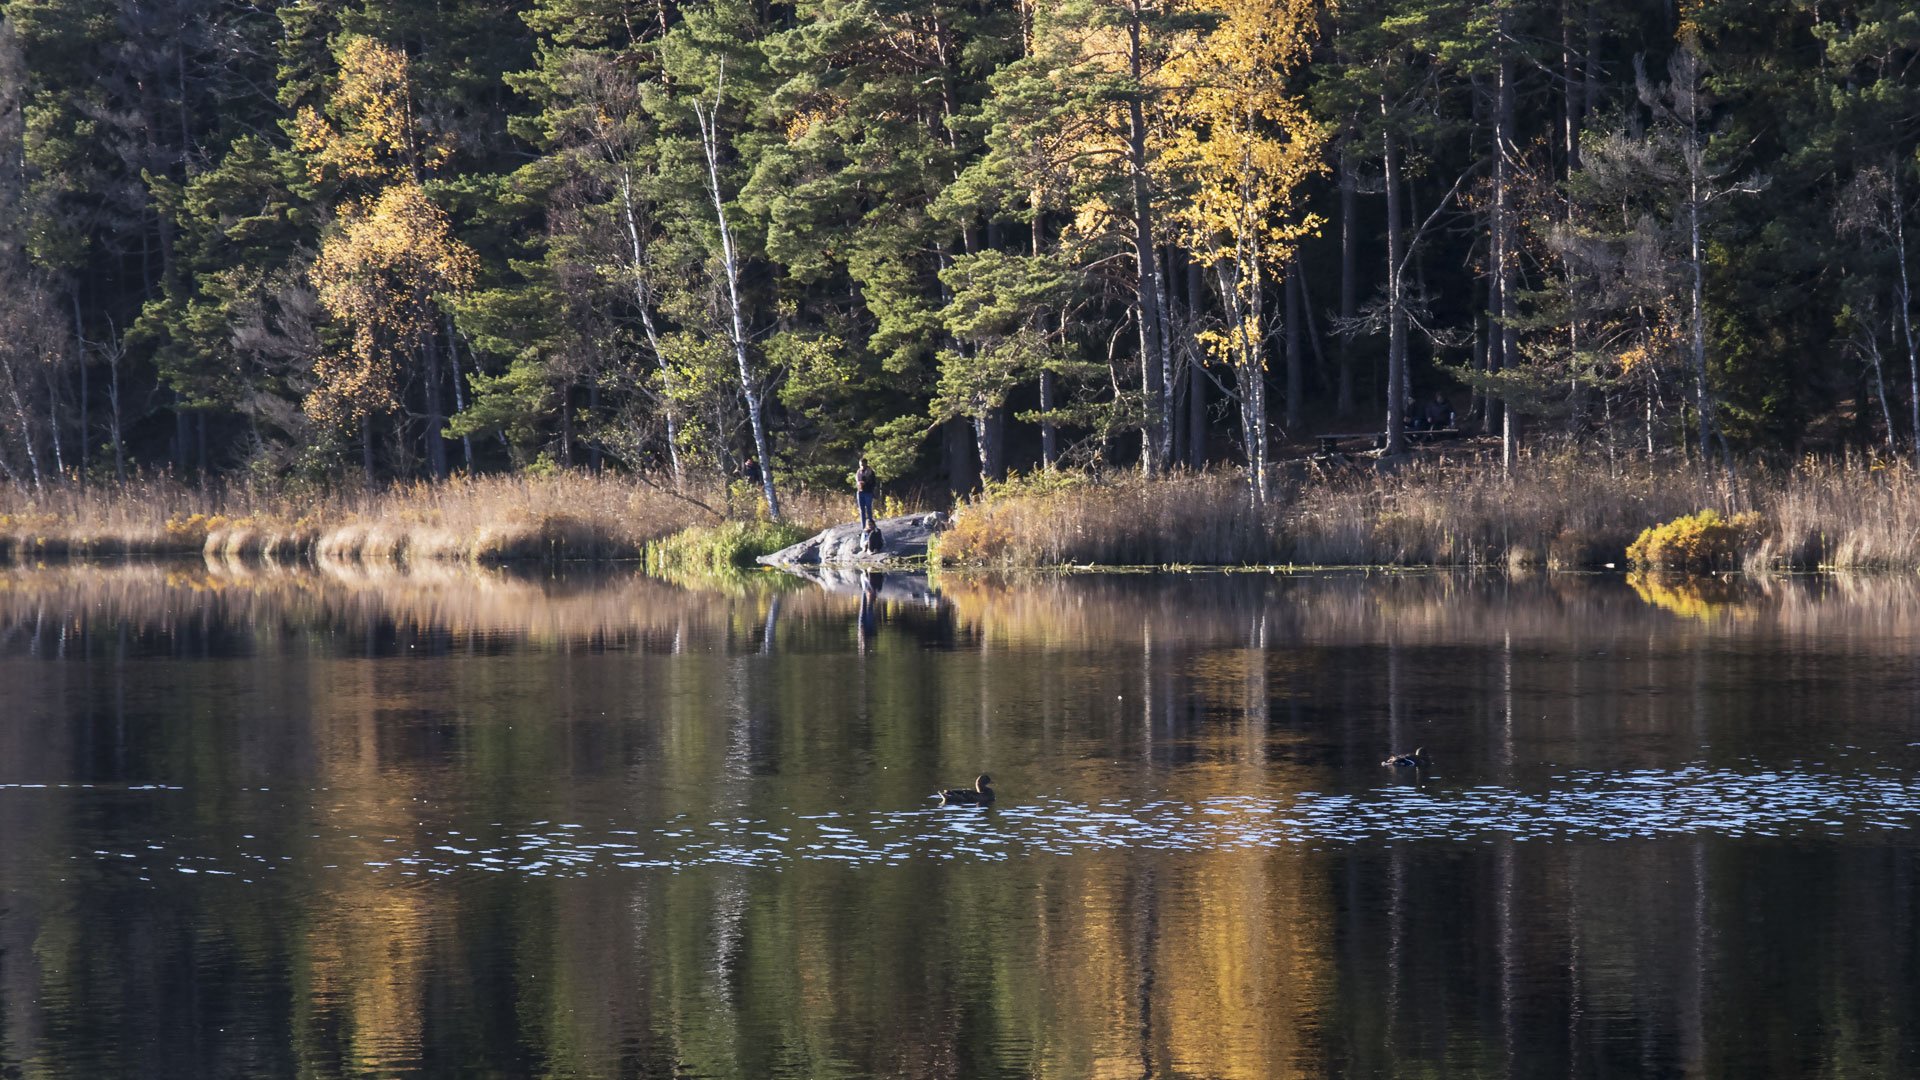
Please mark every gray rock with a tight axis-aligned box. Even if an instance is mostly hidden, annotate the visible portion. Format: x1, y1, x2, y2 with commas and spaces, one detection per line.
756, 511, 950, 566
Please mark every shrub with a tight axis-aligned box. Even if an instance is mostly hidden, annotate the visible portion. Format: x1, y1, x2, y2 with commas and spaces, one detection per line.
1625, 510, 1767, 572
645, 519, 812, 575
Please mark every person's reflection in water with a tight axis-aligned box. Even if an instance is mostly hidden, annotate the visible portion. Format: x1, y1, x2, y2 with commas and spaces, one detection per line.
857, 570, 884, 652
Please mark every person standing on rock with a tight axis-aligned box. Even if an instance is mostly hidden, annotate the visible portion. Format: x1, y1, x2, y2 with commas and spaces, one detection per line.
854, 457, 878, 530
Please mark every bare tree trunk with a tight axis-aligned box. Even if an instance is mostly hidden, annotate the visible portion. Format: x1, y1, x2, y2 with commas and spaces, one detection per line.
1217, 257, 1268, 503
1284, 255, 1303, 431
45, 365, 63, 478
1126, 0, 1168, 476
421, 330, 447, 480
1563, 0, 1587, 435
1891, 159, 1920, 471
1187, 257, 1207, 466
4, 370, 41, 490
1688, 157, 1712, 463
1863, 321, 1897, 453
1494, 15, 1517, 472
73, 292, 88, 482
619, 169, 682, 488
1039, 369, 1058, 468
1156, 246, 1174, 461
1382, 107, 1408, 457
107, 343, 125, 485
1338, 147, 1358, 416
445, 314, 473, 471
694, 80, 781, 521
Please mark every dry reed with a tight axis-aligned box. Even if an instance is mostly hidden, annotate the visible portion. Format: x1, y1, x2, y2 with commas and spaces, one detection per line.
0, 471, 846, 567
940, 471, 1285, 566
941, 453, 1920, 570
16, 453, 1920, 571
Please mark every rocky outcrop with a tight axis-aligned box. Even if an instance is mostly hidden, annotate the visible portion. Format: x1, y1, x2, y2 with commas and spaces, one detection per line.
756, 511, 949, 566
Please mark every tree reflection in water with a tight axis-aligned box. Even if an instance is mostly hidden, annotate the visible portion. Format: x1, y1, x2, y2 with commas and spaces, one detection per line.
1, 564, 1919, 1076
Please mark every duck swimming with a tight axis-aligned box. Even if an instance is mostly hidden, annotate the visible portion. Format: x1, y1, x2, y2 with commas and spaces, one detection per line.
934, 773, 995, 806
1380, 747, 1429, 768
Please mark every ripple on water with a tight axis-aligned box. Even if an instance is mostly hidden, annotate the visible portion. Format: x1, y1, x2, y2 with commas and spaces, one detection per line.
47, 763, 1920, 881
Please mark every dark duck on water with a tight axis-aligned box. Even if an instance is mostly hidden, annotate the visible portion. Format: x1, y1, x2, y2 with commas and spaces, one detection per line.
934, 774, 996, 806
1380, 747, 1429, 768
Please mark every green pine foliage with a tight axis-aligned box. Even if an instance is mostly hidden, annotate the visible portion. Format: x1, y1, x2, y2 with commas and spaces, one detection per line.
0, 0, 1915, 491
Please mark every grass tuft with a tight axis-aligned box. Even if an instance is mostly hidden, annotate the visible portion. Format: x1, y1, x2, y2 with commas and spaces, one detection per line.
645, 519, 813, 576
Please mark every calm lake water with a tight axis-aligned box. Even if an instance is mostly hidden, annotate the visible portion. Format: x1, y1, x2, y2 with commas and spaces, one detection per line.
3, 562, 1920, 1078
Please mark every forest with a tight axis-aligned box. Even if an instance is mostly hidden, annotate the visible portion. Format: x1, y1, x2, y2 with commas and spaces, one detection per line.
0, 0, 1916, 510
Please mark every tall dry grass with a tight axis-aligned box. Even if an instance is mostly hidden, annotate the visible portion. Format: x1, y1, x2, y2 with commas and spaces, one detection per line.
941, 453, 1920, 570
0, 471, 847, 567
939, 471, 1285, 566
1285, 455, 1713, 569
18, 454, 1920, 571
1758, 459, 1920, 569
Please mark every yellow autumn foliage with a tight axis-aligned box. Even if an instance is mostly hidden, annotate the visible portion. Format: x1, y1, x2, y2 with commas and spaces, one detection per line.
1160, 0, 1326, 376
294, 36, 452, 185
1625, 509, 1767, 572
1160, 0, 1325, 268
308, 182, 478, 429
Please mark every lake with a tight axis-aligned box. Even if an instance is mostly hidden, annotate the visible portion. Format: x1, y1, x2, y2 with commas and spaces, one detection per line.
3, 562, 1919, 1077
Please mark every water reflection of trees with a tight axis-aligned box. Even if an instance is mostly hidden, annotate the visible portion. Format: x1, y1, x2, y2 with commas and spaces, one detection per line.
6, 567, 1920, 1076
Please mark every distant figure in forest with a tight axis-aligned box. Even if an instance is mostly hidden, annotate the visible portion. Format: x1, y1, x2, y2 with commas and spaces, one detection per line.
739, 455, 761, 486
854, 456, 878, 530
1415, 391, 1455, 432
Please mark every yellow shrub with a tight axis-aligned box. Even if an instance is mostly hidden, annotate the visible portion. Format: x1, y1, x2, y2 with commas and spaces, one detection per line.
1626, 510, 1766, 572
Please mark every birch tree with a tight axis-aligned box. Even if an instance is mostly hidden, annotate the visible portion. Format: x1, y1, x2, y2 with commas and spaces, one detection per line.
1162, 0, 1325, 501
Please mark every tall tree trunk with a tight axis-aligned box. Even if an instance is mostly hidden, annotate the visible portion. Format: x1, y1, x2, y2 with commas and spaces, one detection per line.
1688, 148, 1712, 463
45, 366, 63, 478
1126, 0, 1168, 476
72, 291, 87, 483
445, 314, 473, 471
1891, 159, 1920, 470
1284, 255, 1303, 431
1337, 147, 1358, 416
1494, 14, 1518, 471
174, 401, 190, 475
1187, 258, 1207, 467
1218, 258, 1268, 503
944, 417, 978, 494
1156, 246, 1175, 458
108, 347, 125, 485
1863, 320, 1897, 453
974, 409, 1004, 482
4, 369, 41, 491
1039, 369, 1058, 468
1382, 106, 1408, 457
619, 171, 682, 488
1562, 0, 1586, 434
1562, 0, 1583, 174
361, 414, 375, 485
422, 329, 447, 480
694, 87, 781, 521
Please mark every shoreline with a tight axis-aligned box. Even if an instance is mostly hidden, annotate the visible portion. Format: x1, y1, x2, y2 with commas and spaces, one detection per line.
7, 455, 1920, 574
